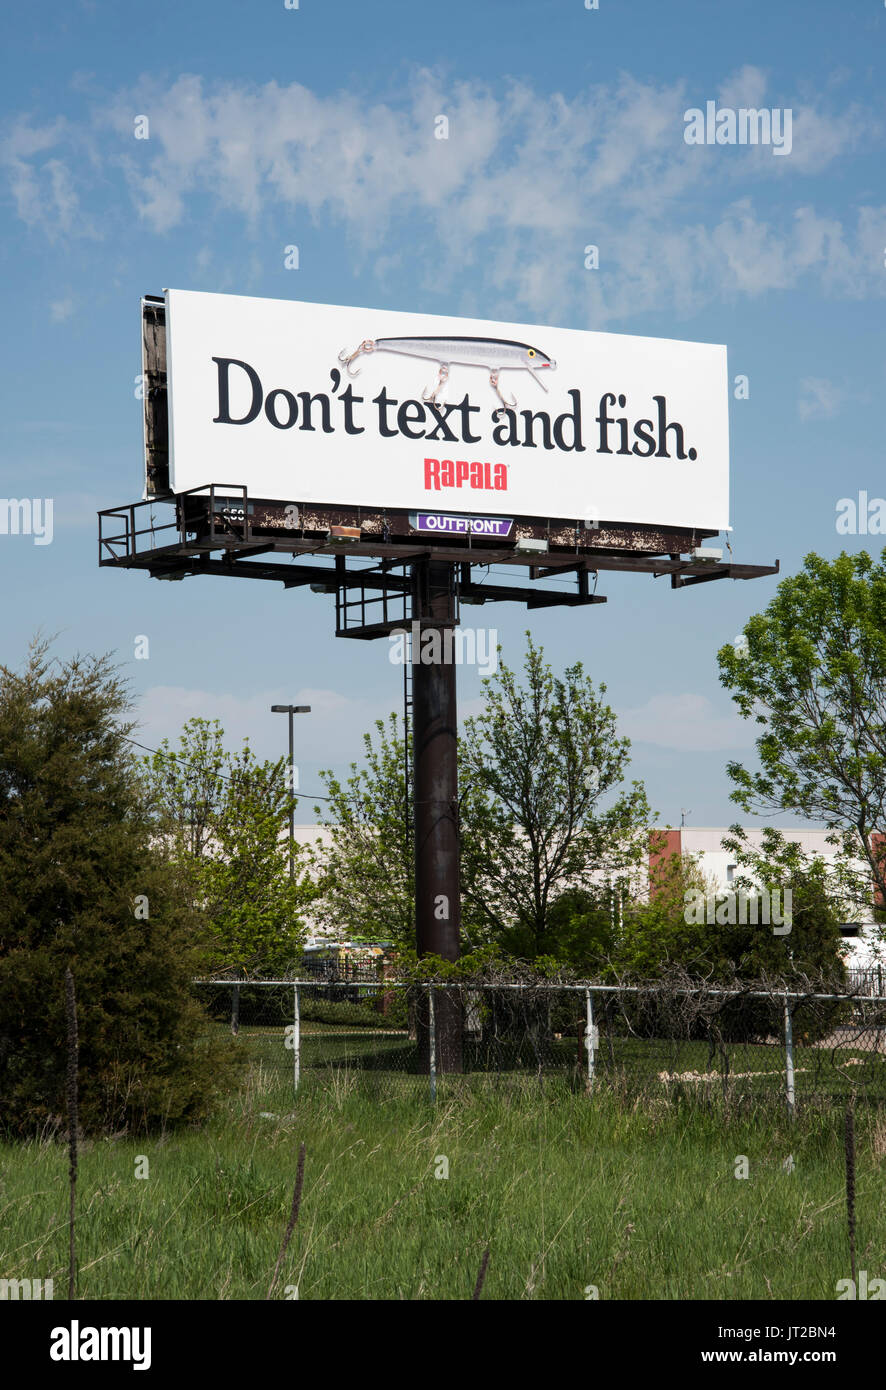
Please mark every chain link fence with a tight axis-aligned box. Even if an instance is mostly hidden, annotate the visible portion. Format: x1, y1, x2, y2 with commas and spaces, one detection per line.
194, 977, 886, 1110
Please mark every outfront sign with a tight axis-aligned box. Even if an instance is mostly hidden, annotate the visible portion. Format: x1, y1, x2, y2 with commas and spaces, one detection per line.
411, 513, 514, 538
163, 289, 730, 531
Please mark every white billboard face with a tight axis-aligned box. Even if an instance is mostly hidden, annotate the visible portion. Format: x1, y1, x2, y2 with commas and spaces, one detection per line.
164, 289, 729, 531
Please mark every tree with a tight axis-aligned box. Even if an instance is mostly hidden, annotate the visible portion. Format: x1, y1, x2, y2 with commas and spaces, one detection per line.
615, 837, 714, 980
619, 829, 847, 986
315, 638, 650, 961
540, 886, 621, 975
460, 634, 651, 959
0, 641, 239, 1136
615, 829, 849, 1041
313, 714, 492, 951
717, 826, 850, 986
718, 550, 886, 926
312, 714, 414, 947
145, 718, 313, 976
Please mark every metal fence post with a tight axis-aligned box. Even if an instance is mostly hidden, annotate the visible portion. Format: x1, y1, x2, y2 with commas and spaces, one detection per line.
293, 984, 301, 1095
783, 993, 795, 1118
585, 988, 595, 1091
428, 984, 437, 1103
231, 983, 240, 1036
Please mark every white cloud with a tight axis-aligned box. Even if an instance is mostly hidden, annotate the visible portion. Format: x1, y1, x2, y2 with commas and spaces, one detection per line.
1, 118, 95, 239
49, 297, 74, 322
4, 69, 883, 321
777, 100, 867, 175
717, 65, 770, 112
709, 66, 865, 177
133, 683, 391, 772
618, 693, 754, 752
797, 376, 845, 421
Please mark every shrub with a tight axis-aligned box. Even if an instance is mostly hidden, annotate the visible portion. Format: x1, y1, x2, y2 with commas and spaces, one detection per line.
0, 642, 241, 1136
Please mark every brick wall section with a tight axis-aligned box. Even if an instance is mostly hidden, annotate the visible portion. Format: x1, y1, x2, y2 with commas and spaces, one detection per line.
648, 828, 682, 897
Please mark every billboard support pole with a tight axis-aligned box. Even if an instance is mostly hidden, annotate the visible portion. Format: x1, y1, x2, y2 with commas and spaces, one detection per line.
413, 560, 462, 1074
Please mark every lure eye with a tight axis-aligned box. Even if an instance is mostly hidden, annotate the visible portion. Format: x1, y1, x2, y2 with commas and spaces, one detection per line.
527, 349, 536, 359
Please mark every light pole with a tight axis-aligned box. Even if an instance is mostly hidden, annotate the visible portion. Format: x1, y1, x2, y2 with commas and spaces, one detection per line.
271, 704, 311, 878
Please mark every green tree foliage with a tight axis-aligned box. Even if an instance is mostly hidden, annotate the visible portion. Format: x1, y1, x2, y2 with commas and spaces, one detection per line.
718, 550, 886, 927
316, 637, 650, 961
460, 635, 651, 959
539, 886, 622, 975
717, 827, 850, 988
619, 829, 847, 984
617, 829, 849, 1040
146, 718, 313, 976
615, 837, 713, 979
313, 713, 417, 948
0, 641, 239, 1136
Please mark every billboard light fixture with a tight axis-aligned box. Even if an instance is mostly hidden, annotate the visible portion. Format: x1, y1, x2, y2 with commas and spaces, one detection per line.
692, 546, 723, 562
515, 537, 548, 554
329, 525, 362, 542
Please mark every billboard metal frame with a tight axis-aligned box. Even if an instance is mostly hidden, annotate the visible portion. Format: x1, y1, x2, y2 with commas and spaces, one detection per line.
98, 483, 776, 626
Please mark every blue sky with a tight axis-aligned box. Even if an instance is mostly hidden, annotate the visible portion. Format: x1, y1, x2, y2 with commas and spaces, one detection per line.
2, 0, 884, 826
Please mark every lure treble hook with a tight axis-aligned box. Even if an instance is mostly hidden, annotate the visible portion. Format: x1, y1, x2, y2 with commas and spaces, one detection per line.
337, 339, 376, 377
489, 369, 516, 409
422, 362, 450, 404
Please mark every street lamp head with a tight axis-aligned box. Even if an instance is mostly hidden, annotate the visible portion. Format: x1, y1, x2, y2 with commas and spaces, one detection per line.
271, 704, 312, 714
270, 705, 289, 713
294, 705, 311, 714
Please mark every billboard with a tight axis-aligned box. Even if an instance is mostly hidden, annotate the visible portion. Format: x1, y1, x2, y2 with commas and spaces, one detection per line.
162, 288, 730, 531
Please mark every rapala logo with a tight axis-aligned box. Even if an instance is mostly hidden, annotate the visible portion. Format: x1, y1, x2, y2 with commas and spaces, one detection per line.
424, 457, 508, 492
49, 1320, 152, 1371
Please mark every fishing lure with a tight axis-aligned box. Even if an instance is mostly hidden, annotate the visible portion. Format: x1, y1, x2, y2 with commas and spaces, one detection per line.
337, 335, 556, 408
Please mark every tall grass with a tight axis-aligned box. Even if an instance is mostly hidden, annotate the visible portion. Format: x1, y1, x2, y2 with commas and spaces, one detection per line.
64, 967, 79, 1301
844, 1102, 857, 1286
266, 1141, 305, 1299
0, 1062, 883, 1300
